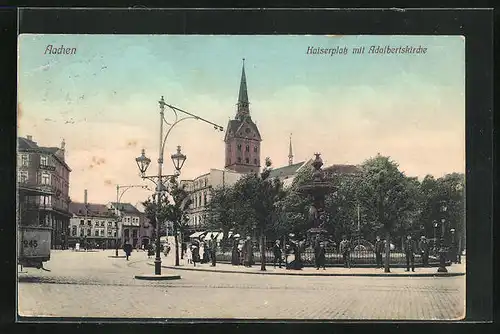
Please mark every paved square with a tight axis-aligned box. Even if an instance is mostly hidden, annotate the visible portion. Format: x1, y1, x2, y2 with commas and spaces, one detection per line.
18, 250, 465, 320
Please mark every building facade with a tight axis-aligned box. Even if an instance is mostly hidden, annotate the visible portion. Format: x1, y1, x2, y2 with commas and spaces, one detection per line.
68, 202, 119, 249
108, 202, 152, 248
17, 135, 72, 249
181, 168, 244, 231
224, 60, 262, 173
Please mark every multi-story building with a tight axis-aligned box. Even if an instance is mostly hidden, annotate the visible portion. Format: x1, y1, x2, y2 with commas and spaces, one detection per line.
17, 135, 72, 249
68, 202, 119, 249
181, 168, 244, 232
108, 202, 152, 248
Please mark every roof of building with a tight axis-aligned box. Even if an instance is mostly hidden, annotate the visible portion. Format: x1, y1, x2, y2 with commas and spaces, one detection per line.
70, 202, 115, 217
17, 137, 72, 172
109, 202, 142, 214
269, 161, 307, 179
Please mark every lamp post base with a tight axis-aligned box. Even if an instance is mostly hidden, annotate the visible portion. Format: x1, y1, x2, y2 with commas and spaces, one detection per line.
437, 266, 448, 273
154, 258, 162, 275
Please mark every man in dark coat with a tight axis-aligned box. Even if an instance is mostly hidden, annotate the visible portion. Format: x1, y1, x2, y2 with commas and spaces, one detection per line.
243, 236, 253, 267
418, 236, 430, 267
210, 235, 217, 267
404, 234, 417, 272
272, 239, 283, 269
374, 236, 384, 268
231, 237, 240, 266
339, 236, 351, 268
316, 241, 326, 270
123, 240, 133, 261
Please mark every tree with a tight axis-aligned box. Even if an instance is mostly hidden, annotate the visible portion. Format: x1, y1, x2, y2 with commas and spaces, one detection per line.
232, 157, 286, 271
142, 176, 191, 266
356, 154, 417, 273
164, 177, 192, 266
206, 186, 237, 246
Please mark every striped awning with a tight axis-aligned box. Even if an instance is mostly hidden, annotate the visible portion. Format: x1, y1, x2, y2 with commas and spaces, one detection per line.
189, 231, 207, 239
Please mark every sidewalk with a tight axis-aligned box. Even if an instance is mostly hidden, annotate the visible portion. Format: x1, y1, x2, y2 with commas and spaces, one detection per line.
151, 255, 466, 277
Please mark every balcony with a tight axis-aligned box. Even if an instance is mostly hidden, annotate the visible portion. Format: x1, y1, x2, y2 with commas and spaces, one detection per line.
39, 164, 56, 172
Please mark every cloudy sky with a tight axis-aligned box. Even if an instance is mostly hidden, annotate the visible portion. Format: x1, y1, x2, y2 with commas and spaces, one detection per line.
18, 34, 465, 206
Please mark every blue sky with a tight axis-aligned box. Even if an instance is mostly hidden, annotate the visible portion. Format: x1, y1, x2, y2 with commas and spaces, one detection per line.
18, 34, 465, 205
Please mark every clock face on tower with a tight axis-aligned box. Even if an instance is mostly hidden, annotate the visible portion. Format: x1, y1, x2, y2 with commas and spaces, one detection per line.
245, 128, 250, 134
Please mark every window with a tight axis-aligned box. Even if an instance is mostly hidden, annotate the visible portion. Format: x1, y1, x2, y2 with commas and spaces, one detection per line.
245, 158, 249, 164
237, 144, 242, 151
254, 146, 258, 153
21, 154, 29, 167
94, 230, 99, 236
108, 230, 112, 236
204, 178, 207, 187
87, 229, 91, 236
238, 157, 242, 163
80, 229, 84, 237
204, 193, 207, 205
80, 220, 84, 226
199, 194, 203, 206
101, 221, 105, 227
254, 158, 258, 165
71, 226, 77, 236
18, 170, 29, 183
132, 230, 138, 238
41, 172, 51, 185
245, 145, 250, 152
40, 155, 48, 166
40, 196, 51, 206
100, 230, 104, 236
95, 221, 100, 227
124, 229, 129, 238
113, 231, 117, 237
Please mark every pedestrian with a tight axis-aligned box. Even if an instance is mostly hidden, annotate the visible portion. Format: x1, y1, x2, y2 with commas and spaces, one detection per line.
210, 235, 217, 267
191, 243, 200, 267
243, 236, 253, 267
374, 235, 384, 268
147, 244, 154, 258
314, 238, 321, 269
123, 240, 133, 261
231, 237, 240, 266
181, 242, 187, 259
418, 236, 430, 267
186, 244, 192, 264
404, 234, 417, 272
164, 243, 171, 257
316, 241, 326, 270
273, 239, 283, 269
339, 236, 351, 268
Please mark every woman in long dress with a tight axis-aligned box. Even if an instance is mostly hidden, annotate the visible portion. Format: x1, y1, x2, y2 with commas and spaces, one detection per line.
231, 238, 240, 266
186, 245, 192, 264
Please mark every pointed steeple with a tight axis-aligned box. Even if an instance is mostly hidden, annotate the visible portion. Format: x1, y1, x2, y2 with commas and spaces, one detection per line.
236, 58, 250, 120
288, 133, 294, 166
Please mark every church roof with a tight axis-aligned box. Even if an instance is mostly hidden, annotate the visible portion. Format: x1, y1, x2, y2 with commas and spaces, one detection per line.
269, 161, 306, 179
70, 202, 115, 217
110, 202, 142, 214
323, 164, 360, 175
225, 118, 262, 141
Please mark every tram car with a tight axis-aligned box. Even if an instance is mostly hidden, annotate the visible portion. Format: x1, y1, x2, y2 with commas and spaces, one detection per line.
18, 225, 52, 269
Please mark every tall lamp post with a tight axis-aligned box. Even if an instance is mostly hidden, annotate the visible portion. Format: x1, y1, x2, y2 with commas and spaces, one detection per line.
433, 220, 438, 255
135, 96, 223, 277
437, 201, 448, 273
113, 184, 149, 257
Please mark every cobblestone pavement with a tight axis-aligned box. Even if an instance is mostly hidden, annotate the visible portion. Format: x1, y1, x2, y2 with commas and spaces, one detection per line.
18, 250, 466, 320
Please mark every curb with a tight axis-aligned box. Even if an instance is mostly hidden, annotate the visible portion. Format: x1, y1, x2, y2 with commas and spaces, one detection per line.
149, 263, 465, 278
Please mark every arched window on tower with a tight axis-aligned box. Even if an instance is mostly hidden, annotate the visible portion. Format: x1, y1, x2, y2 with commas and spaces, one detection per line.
254, 158, 257, 165
253, 146, 258, 153
237, 144, 242, 151
245, 145, 250, 152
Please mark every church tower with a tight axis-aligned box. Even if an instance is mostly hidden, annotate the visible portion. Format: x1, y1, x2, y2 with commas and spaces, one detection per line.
224, 59, 262, 173
288, 134, 294, 166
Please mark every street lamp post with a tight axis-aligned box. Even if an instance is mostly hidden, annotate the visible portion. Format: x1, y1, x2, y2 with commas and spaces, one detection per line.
433, 220, 438, 254
437, 201, 448, 273
135, 96, 223, 277
114, 184, 149, 257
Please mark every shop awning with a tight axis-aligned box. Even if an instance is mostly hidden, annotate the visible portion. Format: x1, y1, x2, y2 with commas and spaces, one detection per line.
189, 231, 207, 239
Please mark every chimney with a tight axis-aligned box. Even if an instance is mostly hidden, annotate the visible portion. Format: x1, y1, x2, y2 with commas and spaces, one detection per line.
26, 135, 33, 141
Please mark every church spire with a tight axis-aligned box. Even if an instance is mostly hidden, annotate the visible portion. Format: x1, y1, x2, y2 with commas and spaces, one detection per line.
236, 58, 250, 120
288, 133, 294, 166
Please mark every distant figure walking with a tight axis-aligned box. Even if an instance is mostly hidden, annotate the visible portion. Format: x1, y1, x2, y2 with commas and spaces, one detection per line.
273, 239, 283, 269
210, 235, 217, 267
418, 236, 430, 267
231, 237, 240, 266
404, 234, 417, 272
339, 236, 351, 268
186, 245, 192, 264
243, 236, 254, 267
147, 244, 154, 258
374, 236, 384, 268
316, 241, 326, 270
191, 243, 200, 267
123, 240, 133, 261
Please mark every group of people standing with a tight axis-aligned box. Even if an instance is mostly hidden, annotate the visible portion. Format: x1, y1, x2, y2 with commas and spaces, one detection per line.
231, 236, 255, 267
186, 235, 218, 267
